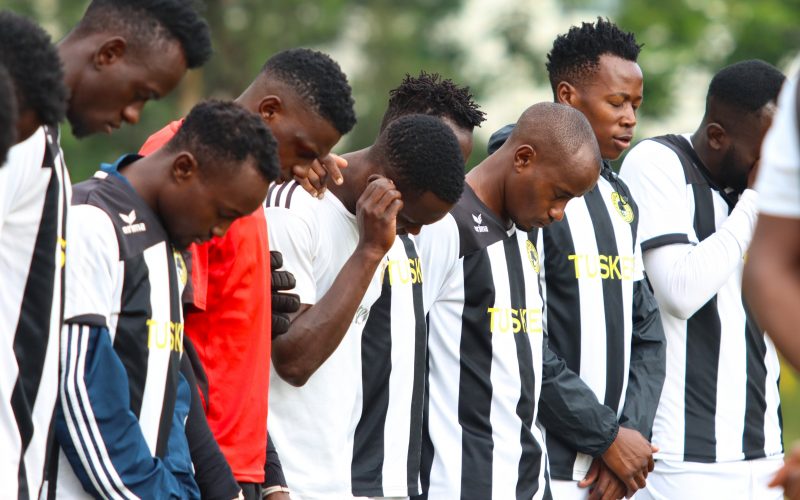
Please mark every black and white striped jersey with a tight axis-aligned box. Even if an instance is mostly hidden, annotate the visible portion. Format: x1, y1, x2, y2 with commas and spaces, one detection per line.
267, 183, 429, 498
351, 234, 427, 497
54, 156, 196, 497
620, 134, 783, 464
416, 185, 550, 500
537, 164, 664, 480
0, 126, 69, 499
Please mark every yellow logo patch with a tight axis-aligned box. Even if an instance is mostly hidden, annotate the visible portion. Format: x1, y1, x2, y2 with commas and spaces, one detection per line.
173, 250, 188, 287
611, 192, 634, 223
526, 240, 540, 273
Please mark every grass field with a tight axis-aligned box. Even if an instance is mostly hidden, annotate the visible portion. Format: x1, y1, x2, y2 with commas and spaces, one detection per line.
781, 360, 800, 450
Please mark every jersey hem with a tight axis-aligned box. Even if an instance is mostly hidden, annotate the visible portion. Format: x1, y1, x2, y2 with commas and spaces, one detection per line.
654, 448, 785, 463
351, 484, 421, 497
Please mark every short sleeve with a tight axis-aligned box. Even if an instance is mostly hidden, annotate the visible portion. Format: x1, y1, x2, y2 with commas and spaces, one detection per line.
619, 139, 695, 251
756, 76, 800, 218
265, 204, 319, 305
63, 204, 119, 326
415, 215, 460, 313
0, 128, 47, 235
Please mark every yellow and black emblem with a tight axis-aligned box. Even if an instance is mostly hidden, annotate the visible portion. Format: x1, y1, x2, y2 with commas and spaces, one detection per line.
173, 250, 188, 287
526, 240, 540, 273
611, 192, 634, 223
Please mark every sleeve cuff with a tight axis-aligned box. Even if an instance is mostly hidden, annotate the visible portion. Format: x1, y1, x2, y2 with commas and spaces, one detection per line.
641, 233, 691, 252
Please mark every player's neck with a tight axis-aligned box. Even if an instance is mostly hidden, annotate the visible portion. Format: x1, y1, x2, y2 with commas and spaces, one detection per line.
118, 154, 162, 215
466, 158, 511, 228
327, 146, 374, 215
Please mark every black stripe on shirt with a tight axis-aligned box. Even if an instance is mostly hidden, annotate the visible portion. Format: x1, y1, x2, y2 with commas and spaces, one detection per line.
154, 246, 182, 458
458, 249, 496, 499
505, 233, 541, 499
742, 299, 768, 459
114, 254, 152, 419
683, 183, 721, 463
541, 217, 580, 476
584, 188, 625, 412
352, 257, 393, 496
419, 314, 433, 500
11, 158, 59, 496
404, 236, 426, 494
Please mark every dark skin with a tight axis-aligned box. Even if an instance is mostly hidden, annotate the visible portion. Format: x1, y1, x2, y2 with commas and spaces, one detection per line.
119, 147, 270, 250
236, 77, 345, 197
690, 100, 776, 193
468, 135, 598, 231
555, 52, 654, 497
745, 213, 800, 498
557, 54, 643, 161
58, 33, 186, 137
271, 120, 469, 386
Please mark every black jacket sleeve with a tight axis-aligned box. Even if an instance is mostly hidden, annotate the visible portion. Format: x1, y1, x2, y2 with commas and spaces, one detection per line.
263, 431, 288, 489
537, 336, 620, 457
618, 279, 666, 438
181, 353, 240, 500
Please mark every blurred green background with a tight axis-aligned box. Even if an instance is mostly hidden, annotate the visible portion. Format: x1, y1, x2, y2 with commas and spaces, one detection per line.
5, 0, 800, 445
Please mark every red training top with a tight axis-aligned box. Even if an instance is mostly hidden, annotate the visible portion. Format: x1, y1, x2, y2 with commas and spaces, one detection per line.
140, 121, 272, 483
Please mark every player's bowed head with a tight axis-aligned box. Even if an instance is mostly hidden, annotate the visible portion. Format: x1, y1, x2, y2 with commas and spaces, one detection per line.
475, 102, 601, 231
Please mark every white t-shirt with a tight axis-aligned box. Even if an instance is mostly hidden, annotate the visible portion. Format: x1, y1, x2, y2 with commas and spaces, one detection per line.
266, 185, 382, 499
756, 75, 800, 217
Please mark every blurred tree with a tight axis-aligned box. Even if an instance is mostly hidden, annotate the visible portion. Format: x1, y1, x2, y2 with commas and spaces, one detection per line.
3, 0, 470, 180
497, 0, 800, 119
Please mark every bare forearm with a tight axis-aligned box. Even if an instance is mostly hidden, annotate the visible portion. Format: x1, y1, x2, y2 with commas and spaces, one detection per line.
272, 246, 384, 386
744, 255, 800, 372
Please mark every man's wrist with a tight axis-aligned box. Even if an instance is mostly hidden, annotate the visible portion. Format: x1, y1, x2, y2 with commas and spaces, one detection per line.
262, 485, 290, 497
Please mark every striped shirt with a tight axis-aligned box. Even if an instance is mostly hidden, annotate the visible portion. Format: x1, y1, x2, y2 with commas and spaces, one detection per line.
0, 126, 69, 499
53, 155, 198, 498
416, 184, 550, 500
351, 234, 427, 497
268, 182, 429, 498
538, 163, 664, 480
266, 184, 382, 499
620, 134, 783, 463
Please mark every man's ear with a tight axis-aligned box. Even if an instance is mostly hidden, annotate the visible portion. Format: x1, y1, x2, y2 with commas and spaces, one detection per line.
706, 122, 727, 152
513, 144, 536, 172
258, 95, 283, 123
93, 37, 127, 69
172, 152, 199, 183
556, 81, 578, 107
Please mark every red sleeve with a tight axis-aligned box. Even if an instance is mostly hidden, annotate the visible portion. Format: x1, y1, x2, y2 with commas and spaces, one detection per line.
138, 119, 185, 156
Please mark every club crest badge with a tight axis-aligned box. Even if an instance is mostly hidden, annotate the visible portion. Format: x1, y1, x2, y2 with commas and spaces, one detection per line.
611, 192, 634, 223
526, 240, 540, 273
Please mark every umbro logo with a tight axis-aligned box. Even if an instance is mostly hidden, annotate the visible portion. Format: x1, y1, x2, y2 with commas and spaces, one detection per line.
119, 210, 146, 235
473, 212, 488, 233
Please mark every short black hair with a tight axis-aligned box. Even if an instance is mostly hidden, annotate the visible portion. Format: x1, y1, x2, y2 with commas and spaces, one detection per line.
262, 48, 356, 135
707, 59, 785, 115
379, 71, 486, 132
375, 114, 464, 204
76, 0, 212, 68
0, 64, 17, 165
166, 100, 280, 182
0, 11, 67, 127
546, 17, 642, 93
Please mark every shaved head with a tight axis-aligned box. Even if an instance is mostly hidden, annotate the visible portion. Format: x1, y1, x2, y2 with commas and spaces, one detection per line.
506, 102, 600, 167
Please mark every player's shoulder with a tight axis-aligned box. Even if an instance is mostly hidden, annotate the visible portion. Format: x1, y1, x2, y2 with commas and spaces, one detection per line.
68, 203, 120, 261
265, 180, 316, 210
621, 136, 687, 181
4, 127, 47, 170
